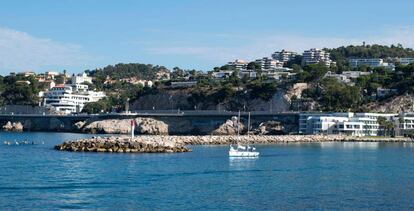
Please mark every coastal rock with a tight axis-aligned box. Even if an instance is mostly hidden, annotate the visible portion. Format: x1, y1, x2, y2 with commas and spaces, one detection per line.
55, 136, 190, 153
81, 118, 169, 135
73, 121, 86, 130
211, 116, 245, 135
82, 119, 132, 134
2, 121, 23, 132
135, 117, 168, 135
253, 121, 284, 135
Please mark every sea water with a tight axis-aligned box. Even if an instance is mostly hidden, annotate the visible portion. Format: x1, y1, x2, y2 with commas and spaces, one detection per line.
1, 132, 414, 210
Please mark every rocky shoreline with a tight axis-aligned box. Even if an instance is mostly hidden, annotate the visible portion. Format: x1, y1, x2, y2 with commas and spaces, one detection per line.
55, 135, 413, 153
54, 136, 190, 153
136, 135, 413, 145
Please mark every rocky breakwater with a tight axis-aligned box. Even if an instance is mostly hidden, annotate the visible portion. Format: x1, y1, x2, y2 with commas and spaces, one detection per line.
55, 136, 190, 153
133, 135, 413, 145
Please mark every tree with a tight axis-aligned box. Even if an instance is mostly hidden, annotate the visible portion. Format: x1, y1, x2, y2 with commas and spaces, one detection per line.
377, 116, 395, 137
247, 62, 260, 70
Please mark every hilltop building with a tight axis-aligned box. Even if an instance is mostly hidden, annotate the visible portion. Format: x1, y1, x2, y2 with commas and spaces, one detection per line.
348, 58, 394, 70
301, 48, 332, 67
271, 50, 297, 63
255, 57, 283, 70
227, 59, 248, 70
71, 72, 92, 84
398, 58, 414, 66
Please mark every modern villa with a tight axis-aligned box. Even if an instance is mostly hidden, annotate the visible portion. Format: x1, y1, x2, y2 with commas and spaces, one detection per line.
298, 112, 409, 136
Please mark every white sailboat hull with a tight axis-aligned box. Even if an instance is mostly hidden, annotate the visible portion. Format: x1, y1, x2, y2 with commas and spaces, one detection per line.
229, 150, 259, 157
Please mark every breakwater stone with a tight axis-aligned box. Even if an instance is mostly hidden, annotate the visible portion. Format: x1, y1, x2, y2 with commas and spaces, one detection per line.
55, 135, 413, 153
55, 136, 190, 153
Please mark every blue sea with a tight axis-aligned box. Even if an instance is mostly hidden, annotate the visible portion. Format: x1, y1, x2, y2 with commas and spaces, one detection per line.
1, 132, 414, 210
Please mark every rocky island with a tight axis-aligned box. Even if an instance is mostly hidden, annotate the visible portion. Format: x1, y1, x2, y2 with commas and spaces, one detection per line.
55, 136, 190, 153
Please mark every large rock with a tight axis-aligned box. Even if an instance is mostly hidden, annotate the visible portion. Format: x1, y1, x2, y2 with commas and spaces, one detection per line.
135, 117, 168, 135
73, 121, 86, 130
211, 116, 244, 135
253, 121, 284, 135
81, 118, 169, 135
82, 119, 132, 134
2, 121, 23, 132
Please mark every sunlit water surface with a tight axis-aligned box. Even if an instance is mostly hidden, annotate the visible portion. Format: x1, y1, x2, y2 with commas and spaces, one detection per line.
1, 132, 414, 209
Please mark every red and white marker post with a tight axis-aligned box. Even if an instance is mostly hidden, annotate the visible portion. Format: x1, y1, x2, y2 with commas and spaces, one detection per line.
131, 119, 136, 139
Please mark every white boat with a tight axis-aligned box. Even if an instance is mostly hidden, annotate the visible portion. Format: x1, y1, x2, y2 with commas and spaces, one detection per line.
229, 144, 259, 157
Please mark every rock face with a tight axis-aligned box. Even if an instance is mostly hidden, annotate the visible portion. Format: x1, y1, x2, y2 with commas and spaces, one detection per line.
253, 121, 284, 135
211, 116, 245, 135
136, 118, 168, 135
80, 118, 169, 135
366, 94, 414, 113
82, 119, 132, 134
55, 136, 190, 153
2, 121, 23, 132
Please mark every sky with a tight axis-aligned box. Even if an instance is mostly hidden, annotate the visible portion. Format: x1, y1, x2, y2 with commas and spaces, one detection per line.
0, 0, 414, 74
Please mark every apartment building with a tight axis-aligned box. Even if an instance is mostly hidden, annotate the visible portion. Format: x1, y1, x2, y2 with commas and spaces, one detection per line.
398, 58, 414, 66
255, 57, 283, 70
299, 112, 397, 136
271, 50, 297, 63
227, 59, 248, 70
301, 48, 332, 67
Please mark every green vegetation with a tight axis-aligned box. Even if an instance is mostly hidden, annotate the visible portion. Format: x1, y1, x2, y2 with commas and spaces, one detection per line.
0, 75, 45, 106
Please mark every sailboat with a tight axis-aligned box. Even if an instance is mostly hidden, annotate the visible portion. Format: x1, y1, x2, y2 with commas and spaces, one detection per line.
229, 144, 259, 157
229, 111, 260, 157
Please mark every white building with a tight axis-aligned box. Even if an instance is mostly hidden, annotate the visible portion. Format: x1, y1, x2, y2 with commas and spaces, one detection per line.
238, 70, 257, 79
71, 72, 93, 84
299, 112, 397, 136
395, 113, 414, 136
227, 59, 248, 70
43, 84, 106, 114
398, 58, 414, 66
348, 58, 394, 70
271, 50, 297, 63
45, 71, 60, 80
212, 70, 235, 79
324, 71, 371, 83
302, 48, 332, 67
255, 57, 283, 70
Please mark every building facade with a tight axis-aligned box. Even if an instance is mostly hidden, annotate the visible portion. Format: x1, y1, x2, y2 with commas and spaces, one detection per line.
348, 58, 394, 70
255, 57, 284, 70
301, 48, 332, 67
43, 84, 105, 114
227, 59, 248, 70
71, 72, 93, 84
299, 112, 397, 136
398, 58, 414, 66
271, 50, 297, 63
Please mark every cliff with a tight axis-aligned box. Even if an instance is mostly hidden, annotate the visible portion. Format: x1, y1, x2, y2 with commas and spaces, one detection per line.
365, 94, 414, 113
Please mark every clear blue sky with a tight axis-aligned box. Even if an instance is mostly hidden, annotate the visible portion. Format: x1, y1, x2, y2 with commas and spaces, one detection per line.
0, 0, 413, 74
